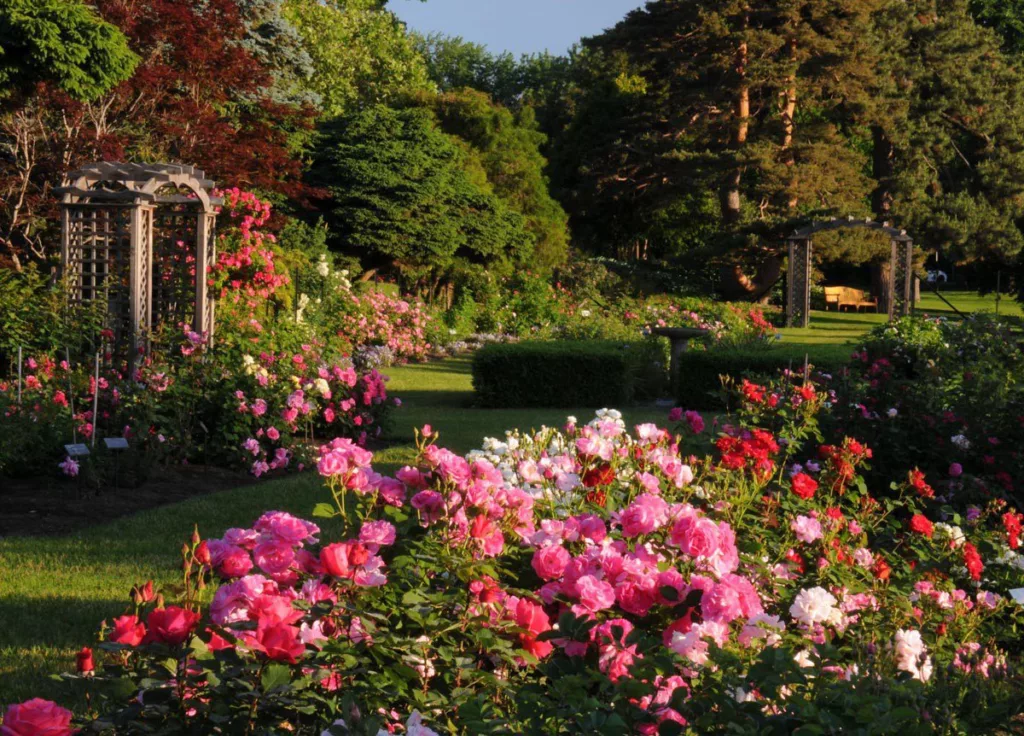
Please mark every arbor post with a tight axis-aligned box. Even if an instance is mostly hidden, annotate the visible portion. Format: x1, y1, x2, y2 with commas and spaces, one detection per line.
786, 238, 811, 328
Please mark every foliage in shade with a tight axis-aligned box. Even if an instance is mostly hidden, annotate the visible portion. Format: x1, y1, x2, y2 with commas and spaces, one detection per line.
0, 0, 138, 103
413, 88, 570, 270
471, 340, 665, 408
311, 105, 531, 298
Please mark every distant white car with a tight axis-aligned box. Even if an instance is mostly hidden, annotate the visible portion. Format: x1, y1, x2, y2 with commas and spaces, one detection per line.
926, 270, 948, 283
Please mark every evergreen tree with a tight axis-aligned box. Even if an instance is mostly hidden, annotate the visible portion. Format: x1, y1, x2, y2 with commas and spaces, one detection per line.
310, 106, 531, 298
0, 0, 138, 103
412, 89, 570, 270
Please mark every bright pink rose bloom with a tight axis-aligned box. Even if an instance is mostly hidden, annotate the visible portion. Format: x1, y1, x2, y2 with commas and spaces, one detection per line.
253, 539, 296, 576
245, 622, 305, 663
317, 450, 348, 477
109, 614, 146, 647
359, 520, 397, 549
575, 574, 616, 613
144, 606, 200, 646
1, 698, 76, 736
532, 545, 571, 581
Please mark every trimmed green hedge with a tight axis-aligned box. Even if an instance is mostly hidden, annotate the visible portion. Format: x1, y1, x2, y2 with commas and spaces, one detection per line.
472, 340, 666, 408
675, 345, 850, 409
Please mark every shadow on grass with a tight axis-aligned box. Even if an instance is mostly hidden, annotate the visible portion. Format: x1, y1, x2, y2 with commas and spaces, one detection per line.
0, 596, 128, 649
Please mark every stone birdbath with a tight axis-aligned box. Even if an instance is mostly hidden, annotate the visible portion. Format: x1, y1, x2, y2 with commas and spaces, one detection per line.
651, 326, 711, 395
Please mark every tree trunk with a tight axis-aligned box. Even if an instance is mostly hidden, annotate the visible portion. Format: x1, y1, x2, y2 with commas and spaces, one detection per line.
871, 126, 895, 217
719, 38, 749, 225
782, 38, 798, 210
872, 261, 894, 315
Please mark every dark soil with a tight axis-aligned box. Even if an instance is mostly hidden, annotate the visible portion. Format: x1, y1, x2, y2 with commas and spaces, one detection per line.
0, 465, 257, 537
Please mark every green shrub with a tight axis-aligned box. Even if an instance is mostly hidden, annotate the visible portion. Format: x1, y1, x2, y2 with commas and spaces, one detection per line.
472, 339, 666, 407
675, 344, 850, 409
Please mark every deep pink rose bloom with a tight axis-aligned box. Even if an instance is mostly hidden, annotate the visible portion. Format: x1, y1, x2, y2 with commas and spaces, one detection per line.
109, 614, 145, 646
532, 545, 571, 581
144, 606, 200, 646
245, 622, 305, 663
317, 450, 348, 478
576, 574, 616, 613
410, 490, 445, 526
701, 582, 743, 624
254, 539, 296, 576
1, 698, 76, 736
359, 520, 397, 549
219, 548, 254, 578
678, 517, 720, 559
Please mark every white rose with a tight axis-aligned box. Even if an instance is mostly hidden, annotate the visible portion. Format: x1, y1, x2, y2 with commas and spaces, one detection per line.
789, 586, 838, 626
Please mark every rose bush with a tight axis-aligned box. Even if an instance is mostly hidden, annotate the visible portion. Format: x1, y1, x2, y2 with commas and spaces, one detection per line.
0, 333, 394, 480
827, 315, 1024, 506
10, 377, 1024, 733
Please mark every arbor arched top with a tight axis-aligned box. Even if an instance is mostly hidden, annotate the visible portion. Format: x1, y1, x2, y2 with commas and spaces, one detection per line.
788, 216, 912, 243
55, 161, 222, 213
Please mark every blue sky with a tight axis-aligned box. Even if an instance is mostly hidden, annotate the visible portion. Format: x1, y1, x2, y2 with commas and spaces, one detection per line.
390, 0, 646, 56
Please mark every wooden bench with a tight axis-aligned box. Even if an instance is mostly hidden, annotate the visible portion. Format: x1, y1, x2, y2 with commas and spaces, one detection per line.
824, 286, 878, 312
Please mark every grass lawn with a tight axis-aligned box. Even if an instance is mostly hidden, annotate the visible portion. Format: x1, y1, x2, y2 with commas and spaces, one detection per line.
0, 355, 668, 708
775, 290, 1020, 362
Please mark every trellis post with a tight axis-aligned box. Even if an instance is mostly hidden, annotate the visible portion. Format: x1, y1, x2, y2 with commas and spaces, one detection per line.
786, 238, 812, 329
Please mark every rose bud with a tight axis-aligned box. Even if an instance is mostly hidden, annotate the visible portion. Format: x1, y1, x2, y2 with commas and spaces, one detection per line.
76, 646, 95, 675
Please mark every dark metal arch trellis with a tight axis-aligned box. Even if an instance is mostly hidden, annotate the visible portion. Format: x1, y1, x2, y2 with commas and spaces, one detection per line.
786, 216, 916, 328
55, 162, 222, 360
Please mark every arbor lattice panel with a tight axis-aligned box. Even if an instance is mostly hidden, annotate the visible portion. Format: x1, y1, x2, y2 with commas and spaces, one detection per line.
56, 163, 221, 364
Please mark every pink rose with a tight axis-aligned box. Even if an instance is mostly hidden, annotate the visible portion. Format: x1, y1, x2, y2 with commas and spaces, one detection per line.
144, 606, 200, 646
1, 698, 76, 736
532, 545, 571, 581
677, 517, 719, 560
359, 520, 397, 549
253, 539, 296, 575
109, 615, 145, 647
244, 622, 305, 663
317, 450, 348, 478
575, 574, 616, 613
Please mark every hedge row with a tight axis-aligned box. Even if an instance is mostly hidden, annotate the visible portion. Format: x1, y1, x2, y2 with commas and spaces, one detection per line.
675, 345, 850, 409
471, 340, 665, 408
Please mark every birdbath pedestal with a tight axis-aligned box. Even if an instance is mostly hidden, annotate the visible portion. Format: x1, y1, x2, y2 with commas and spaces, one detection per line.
651, 326, 710, 395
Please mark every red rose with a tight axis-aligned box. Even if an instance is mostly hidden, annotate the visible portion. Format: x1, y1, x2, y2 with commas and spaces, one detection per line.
1003, 512, 1022, 550
346, 541, 370, 567
1, 698, 76, 736
582, 464, 615, 488
320, 542, 353, 578
75, 647, 94, 674
909, 514, 934, 538
790, 472, 818, 500
245, 622, 305, 663
109, 614, 146, 647
195, 540, 212, 566
963, 542, 984, 581
908, 469, 934, 499
873, 557, 891, 581
514, 598, 552, 660
144, 606, 200, 646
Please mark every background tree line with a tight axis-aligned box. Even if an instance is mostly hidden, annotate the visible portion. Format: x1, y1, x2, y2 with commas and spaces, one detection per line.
2, 0, 1024, 301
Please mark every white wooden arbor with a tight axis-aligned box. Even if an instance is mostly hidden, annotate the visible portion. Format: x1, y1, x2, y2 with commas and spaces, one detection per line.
56, 162, 222, 358
786, 217, 916, 328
